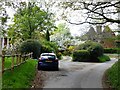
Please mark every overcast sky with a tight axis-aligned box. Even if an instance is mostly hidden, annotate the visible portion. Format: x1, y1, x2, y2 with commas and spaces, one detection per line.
6, 0, 119, 36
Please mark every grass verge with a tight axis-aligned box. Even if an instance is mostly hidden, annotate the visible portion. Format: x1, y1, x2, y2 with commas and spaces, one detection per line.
98, 55, 110, 62
106, 60, 120, 90
4, 57, 17, 69
2, 59, 37, 88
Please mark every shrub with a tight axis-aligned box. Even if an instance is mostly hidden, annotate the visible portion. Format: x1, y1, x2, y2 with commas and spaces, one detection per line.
20, 39, 41, 59
41, 45, 54, 53
40, 40, 62, 59
57, 52, 62, 60
65, 46, 75, 55
72, 50, 90, 62
41, 40, 58, 53
75, 41, 104, 62
75, 41, 93, 50
104, 48, 118, 54
88, 43, 104, 61
98, 55, 110, 62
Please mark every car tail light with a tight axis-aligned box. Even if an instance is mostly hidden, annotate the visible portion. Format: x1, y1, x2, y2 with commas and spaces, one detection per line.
54, 59, 58, 62
38, 58, 42, 62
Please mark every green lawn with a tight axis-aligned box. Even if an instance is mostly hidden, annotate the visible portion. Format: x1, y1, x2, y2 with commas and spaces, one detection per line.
4, 57, 17, 69
107, 60, 120, 90
2, 59, 37, 88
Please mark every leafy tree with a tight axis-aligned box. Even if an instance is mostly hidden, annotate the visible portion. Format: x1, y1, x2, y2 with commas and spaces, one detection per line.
51, 23, 73, 48
8, 2, 56, 43
0, 2, 9, 37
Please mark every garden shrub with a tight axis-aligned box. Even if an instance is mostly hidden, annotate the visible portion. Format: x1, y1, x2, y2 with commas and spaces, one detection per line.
20, 39, 41, 59
40, 40, 57, 53
72, 50, 90, 62
41, 45, 54, 53
98, 55, 110, 62
40, 40, 62, 59
104, 48, 118, 54
88, 43, 104, 62
75, 41, 93, 50
74, 41, 104, 62
65, 46, 75, 55
57, 52, 62, 60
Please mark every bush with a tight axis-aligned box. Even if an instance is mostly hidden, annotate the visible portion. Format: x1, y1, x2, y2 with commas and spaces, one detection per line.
72, 50, 90, 62
98, 55, 110, 62
88, 43, 104, 61
41, 45, 54, 53
41, 40, 58, 53
40, 40, 62, 59
57, 52, 62, 60
104, 48, 118, 54
64, 46, 75, 55
75, 41, 104, 62
20, 39, 41, 59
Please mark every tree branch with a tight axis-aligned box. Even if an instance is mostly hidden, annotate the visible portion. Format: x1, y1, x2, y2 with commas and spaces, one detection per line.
67, 19, 107, 25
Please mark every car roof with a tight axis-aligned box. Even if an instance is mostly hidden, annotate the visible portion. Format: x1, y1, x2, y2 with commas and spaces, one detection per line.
41, 53, 56, 56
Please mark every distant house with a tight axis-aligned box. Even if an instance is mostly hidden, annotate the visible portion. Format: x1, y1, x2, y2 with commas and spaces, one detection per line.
80, 25, 116, 48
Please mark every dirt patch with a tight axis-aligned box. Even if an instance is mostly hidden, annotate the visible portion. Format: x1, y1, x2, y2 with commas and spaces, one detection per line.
31, 70, 46, 88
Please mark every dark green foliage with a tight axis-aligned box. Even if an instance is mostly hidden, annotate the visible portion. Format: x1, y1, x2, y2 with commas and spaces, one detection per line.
40, 40, 61, 59
41, 45, 54, 53
72, 50, 90, 62
98, 55, 110, 62
75, 41, 104, 62
20, 39, 41, 59
41, 41, 57, 53
88, 43, 104, 61
75, 41, 91, 50
107, 60, 120, 89
104, 48, 118, 54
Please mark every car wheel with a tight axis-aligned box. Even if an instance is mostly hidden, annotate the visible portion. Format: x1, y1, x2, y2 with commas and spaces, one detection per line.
56, 67, 59, 71
37, 65, 41, 70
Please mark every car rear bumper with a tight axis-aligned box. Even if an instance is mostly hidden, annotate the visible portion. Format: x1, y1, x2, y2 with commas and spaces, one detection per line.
38, 62, 59, 70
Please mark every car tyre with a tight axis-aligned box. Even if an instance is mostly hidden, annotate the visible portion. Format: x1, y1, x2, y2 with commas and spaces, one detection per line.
37, 65, 41, 70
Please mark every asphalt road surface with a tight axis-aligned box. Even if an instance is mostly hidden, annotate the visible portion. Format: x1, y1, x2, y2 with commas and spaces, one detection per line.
41, 56, 117, 88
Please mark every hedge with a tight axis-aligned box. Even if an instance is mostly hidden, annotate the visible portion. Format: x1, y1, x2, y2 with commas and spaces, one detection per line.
20, 39, 41, 59
74, 41, 104, 62
72, 50, 90, 62
104, 48, 118, 54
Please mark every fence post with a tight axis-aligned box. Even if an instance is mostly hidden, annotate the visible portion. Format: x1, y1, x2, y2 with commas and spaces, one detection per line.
18, 54, 20, 65
16, 54, 19, 65
23, 54, 25, 62
2, 52, 5, 73
30, 52, 33, 59
11, 54, 15, 71
20, 54, 22, 64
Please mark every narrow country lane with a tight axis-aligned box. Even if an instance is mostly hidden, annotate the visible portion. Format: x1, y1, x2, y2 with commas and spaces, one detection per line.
42, 56, 117, 88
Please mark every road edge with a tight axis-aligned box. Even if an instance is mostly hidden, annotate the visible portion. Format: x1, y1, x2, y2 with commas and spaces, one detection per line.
102, 68, 113, 90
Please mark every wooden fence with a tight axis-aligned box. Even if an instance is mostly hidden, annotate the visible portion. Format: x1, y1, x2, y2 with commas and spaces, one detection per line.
1, 52, 33, 73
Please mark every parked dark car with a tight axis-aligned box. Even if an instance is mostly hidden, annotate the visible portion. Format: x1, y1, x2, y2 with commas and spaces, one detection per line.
37, 53, 59, 70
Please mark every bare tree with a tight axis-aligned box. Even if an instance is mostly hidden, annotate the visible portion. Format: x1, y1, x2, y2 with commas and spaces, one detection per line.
60, 1, 120, 25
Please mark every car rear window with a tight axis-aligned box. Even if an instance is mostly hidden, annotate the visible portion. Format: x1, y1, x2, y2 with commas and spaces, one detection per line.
41, 54, 56, 60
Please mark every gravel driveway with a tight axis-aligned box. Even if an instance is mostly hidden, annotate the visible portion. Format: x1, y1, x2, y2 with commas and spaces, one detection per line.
32, 56, 117, 88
